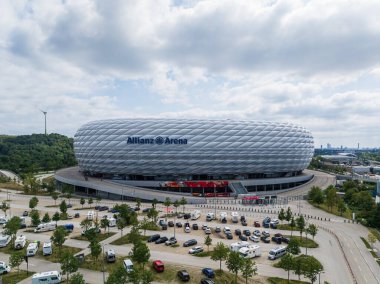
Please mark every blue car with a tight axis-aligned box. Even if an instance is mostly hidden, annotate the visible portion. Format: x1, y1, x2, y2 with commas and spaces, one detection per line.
202, 268, 215, 278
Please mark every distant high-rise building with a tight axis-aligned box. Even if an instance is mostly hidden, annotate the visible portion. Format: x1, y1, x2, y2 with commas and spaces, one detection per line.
327, 143, 331, 149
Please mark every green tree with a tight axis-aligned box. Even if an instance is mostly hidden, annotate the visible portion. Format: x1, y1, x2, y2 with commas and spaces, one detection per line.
0, 201, 10, 218
69, 272, 86, 284
140, 269, 154, 284
30, 210, 41, 226
139, 217, 150, 236
278, 253, 294, 283
60, 250, 79, 283
296, 215, 306, 239
60, 200, 68, 215
211, 242, 229, 272
226, 251, 244, 284
286, 238, 301, 255
117, 218, 126, 237
241, 258, 257, 284
9, 251, 24, 274
173, 199, 180, 216
106, 264, 128, 284
129, 241, 151, 269
136, 198, 141, 209
52, 211, 60, 226
278, 208, 286, 224
101, 218, 110, 234
303, 255, 324, 283
90, 240, 102, 262
128, 225, 142, 245
147, 208, 158, 223
307, 224, 318, 241
42, 212, 51, 223
204, 235, 212, 252
337, 198, 346, 216
52, 192, 59, 205
308, 186, 324, 204
151, 198, 158, 209
180, 197, 187, 213
293, 257, 304, 281
96, 196, 102, 207
368, 233, 377, 250
51, 226, 68, 255
325, 186, 337, 212
80, 198, 85, 208
289, 217, 296, 236
285, 207, 292, 224
29, 196, 39, 210
88, 198, 93, 206
163, 197, 172, 220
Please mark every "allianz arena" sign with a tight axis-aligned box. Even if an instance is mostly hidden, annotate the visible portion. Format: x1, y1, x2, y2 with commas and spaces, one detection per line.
127, 136, 188, 145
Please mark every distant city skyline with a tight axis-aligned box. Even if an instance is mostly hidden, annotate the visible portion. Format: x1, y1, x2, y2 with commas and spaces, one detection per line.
1, 0, 379, 148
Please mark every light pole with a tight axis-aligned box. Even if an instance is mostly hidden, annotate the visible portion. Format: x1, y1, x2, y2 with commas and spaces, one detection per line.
214, 184, 217, 218
102, 244, 106, 284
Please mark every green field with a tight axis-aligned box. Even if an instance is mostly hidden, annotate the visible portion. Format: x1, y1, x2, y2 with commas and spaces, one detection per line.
71, 232, 116, 242
0, 270, 33, 284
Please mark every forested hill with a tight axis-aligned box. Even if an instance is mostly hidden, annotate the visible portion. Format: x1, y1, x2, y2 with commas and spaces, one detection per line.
0, 134, 77, 174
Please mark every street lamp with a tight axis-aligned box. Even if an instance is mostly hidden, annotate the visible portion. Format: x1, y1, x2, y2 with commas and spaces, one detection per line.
102, 244, 106, 284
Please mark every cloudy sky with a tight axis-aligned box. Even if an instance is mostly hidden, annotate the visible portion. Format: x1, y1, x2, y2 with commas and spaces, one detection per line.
1, 0, 379, 148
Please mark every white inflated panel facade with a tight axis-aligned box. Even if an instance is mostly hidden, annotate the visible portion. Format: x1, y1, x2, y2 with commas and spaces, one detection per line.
74, 119, 314, 177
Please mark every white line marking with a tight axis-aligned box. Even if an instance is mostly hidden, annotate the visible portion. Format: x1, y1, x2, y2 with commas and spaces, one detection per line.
358, 265, 362, 272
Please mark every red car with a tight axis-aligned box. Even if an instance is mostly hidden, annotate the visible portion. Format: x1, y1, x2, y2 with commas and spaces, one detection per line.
254, 221, 261, 227
153, 260, 165, 272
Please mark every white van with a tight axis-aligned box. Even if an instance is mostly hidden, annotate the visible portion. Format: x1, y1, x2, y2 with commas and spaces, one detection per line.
190, 210, 201, 220
0, 261, 11, 275
220, 212, 227, 223
0, 235, 11, 248
239, 245, 262, 258
108, 217, 117, 227
87, 211, 94, 220
32, 271, 61, 284
27, 242, 38, 256
43, 242, 52, 256
34, 222, 56, 233
14, 235, 26, 250
0, 217, 8, 225
206, 212, 215, 221
231, 212, 239, 223
268, 246, 287, 260
123, 259, 133, 273
229, 241, 250, 252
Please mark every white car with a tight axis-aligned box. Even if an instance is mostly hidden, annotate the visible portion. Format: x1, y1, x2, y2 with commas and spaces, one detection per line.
249, 235, 260, 242
0, 261, 11, 275
223, 227, 231, 234
0, 235, 11, 248
0, 217, 8, 225
189, 246, 204, 254
184, 226, 191, 233
205, 228, 211, 234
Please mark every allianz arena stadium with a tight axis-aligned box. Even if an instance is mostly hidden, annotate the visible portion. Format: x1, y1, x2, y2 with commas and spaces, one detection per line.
60, 118, 314, 200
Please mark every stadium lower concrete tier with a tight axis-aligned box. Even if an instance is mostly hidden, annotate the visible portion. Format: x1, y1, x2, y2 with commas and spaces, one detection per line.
55, 166, 316, 203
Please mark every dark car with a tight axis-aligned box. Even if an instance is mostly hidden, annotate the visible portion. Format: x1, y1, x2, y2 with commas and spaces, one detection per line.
241, 220, 247, 226
74, 213, 80, 218
243, 229, 251, 236
22, 211, 28, 217
161, 224, 168, 230
142, 208, 150, 213
202, 268, 215, 278
155, 237, 168, 244
183, 239, 197, 247
134, 207, 140, 211
147, 234, 161, 243
109, 207, 119, 213
261, 236, 270, 243
192, 224, 199, 230
282, 237, 290, 244
201, 279, 214, 284
254, 221, 261, 227
226, 233, 233, 240
239, 235, 248, 241
271, 236, 282, 244
184, 213, 191, 219
240, 216, 246, 222
262, 217, 271, 228
95, 205, 100, 210
168, 221, 174, 227
67, 204, 73, 208
158, 220, 167, 226
176, 222, 183, 228
99, 206, 109, 211
215, 227, 221, 233
177, 270, 190, 282
177, 213, 184, 218
235, 229, 241, 236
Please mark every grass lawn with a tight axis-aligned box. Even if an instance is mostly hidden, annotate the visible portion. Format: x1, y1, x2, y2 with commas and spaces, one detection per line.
192, 250, 213, 257
285, 235, 319, 248
369, 228, 380, 242
45, 205, 60, 208
360, 237, 380, 266
1, 270, 34, 283
35, 245, 82, 263
71, 232, 116, 242
110, 234, 149, 245
268, 277, 309, 284
80, 256, 124, 272
74, 207, 96, 211
0, 182, 23, 190
276, 224, 300, 231
308, 201, 352, 220
0, 241, 29, 255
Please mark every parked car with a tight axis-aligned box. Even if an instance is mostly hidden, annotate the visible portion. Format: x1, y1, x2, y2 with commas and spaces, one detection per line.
168, 221, 174, 227
201, 279, 214, 284
254, 221, 261, 227
161, 224, 168, 230
192, 223, 199, 230
226, 233, 233, 240
240, 216, 246, 222
202, 268, 215, 278
74, 213, 80, 218
243, 229, 251, 236
184, 213, 191, 219
262, 231, 270, 237
184, 226, 191, 233
272, 236, 282, 244
152, 260, 164, 272
282, 237, 290, 244
147, 234, 160, 243
202, 224, 208, 230
205, 228, 211, 235
98, 205, 108, 211
176, 222, 183, 228
155, 237, 168, 244
22, 211, 28, 217
177, 270, 190, 282
189, 246, 204, 254
253, 230, 261, 236
239, 235, 248, 241
177, 213, 184, 218
165, 237, 177, 246
261, 236, 270, 243
241, 220, 247, 226
0, 261, 11, 275
183, 239, 197, 247
215, 226, 221, 233
133, 207, 140, 211
67, 204, 73, 208
235, 229, 242, 236
158, 220, 167, 227
250, 235, 260, 242
142, 208, 150, 213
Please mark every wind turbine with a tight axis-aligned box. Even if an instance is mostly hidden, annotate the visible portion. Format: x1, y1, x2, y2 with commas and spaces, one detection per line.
40, 110, 47, 135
